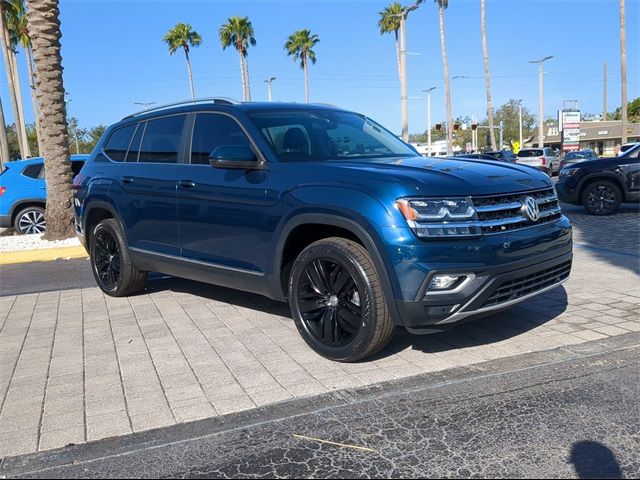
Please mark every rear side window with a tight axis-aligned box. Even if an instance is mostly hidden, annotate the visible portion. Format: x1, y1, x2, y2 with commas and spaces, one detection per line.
103, 124, 136, 162
138, 115, 186, 164
22, 164, 43, 179
190, 113, 250, 165
71, 161, 85, 178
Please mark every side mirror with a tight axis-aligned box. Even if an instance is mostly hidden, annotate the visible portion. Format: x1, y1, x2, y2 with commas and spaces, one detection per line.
209, 145, 261, 170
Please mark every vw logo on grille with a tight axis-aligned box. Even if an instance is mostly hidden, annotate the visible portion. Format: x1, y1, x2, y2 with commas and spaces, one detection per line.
521, 196, 540, 222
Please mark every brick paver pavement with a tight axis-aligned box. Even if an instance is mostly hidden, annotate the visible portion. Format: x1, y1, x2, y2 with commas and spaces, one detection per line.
0, 206, 638, 458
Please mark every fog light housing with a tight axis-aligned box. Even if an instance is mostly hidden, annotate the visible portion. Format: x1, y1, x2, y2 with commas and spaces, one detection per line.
428, 273, 475, 293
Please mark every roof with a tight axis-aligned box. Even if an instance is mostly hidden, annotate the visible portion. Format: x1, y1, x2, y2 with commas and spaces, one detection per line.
531, 121, 640, 143
5, 154, 89, 165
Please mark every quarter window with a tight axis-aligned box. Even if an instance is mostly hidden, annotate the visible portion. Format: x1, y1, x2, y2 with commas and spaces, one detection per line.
103, 124, 136, 162
138, 115, 186, 164
190, 113, 251, 165
22, 164, 43, 179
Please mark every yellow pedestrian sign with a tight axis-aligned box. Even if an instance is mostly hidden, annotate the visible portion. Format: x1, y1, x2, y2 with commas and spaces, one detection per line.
511, 140, 521, 154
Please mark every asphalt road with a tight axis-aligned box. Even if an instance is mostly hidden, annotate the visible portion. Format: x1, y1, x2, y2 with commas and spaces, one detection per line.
2, 332, 638, 479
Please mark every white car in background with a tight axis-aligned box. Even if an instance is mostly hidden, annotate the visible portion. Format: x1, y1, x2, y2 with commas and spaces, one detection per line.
618, 142, 639, 156
515, 147, 560, 175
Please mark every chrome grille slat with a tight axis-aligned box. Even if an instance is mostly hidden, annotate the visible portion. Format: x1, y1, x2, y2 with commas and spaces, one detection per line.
472, 187, 561, 234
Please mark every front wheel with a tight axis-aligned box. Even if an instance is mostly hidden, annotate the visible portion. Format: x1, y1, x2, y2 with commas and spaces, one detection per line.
288, 237, 394, 362
581, 180, 622, 215
90, 219, 147, 296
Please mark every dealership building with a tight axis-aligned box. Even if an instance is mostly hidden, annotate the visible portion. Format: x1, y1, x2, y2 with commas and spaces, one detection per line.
528, 120, 640, 155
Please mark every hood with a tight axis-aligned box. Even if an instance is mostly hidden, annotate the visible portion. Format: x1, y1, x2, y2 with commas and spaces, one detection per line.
329, 156, 552, 196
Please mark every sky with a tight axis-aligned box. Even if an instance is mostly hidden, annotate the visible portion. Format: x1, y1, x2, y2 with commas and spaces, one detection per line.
1, 0, 639, 135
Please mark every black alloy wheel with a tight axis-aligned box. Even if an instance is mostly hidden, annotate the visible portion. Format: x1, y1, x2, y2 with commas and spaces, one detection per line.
93, 228, 121, 291
582, 181, 622, 215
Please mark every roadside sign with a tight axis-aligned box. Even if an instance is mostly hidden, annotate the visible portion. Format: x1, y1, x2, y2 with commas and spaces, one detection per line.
511, 140, 521, 154
561, 110, 580, 152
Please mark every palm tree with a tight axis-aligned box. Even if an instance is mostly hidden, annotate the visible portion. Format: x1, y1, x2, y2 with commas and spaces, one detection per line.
8, 0, 42, 153
434, 0, 453, 155
163, 22, 202, 100
0, 96, 8, 167
25, 0, 73, 239
219, 16, 256, 101
619, 0, 627, 144
378, 2, 403, 82
480, 0, 496, 151
284, 29, 320, 103
0, 0, 29, 158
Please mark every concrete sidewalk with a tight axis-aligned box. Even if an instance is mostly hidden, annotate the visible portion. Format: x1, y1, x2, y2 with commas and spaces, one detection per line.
1, 242, 639, 458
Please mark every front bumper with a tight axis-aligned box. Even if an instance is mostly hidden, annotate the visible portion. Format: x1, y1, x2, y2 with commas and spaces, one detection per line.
555, 178, 581, 204
395, 250, 572, 330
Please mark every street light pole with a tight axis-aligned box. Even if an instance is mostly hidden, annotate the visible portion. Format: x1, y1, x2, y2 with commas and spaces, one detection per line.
265, 77, 276, 102
518, 101, 523, 147
529, 56, 553, 148
422, 87, 436, 156
397, 1, 422, 142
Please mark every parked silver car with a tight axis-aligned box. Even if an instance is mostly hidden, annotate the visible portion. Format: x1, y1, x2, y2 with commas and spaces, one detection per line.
516, 147, 560, 175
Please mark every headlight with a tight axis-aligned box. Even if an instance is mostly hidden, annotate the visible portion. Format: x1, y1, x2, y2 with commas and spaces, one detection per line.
560, 168, 579, 177
396, 198, 481, 238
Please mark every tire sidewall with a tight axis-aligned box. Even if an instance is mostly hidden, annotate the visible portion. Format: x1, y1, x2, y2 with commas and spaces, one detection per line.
582, 181, 622, 215
288, 241, 379, 362
14, 206, 46, 235
90, 220, 127, 295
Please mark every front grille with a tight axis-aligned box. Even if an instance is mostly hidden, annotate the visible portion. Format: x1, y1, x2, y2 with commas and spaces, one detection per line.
481, 260, 572, 308
472, 187, 561, 234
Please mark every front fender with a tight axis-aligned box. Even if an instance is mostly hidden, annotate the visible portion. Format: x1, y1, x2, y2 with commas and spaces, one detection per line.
577, 170, 629, 196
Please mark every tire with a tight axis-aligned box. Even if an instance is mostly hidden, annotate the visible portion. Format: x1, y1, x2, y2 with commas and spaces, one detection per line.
13, 206, 46, 235
90, 218, 146, 296
288, 237, 394, 362
581, 180, 622, 215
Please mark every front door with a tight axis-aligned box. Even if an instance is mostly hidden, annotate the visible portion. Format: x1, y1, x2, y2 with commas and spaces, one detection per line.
177, 112, 270, 276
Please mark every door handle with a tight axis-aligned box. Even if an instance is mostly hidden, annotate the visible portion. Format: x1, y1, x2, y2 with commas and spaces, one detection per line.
178, 180, 196, 189
121, 176, 134, 184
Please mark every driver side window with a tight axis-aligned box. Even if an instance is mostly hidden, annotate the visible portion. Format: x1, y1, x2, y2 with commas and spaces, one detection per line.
191, 113, 251, 165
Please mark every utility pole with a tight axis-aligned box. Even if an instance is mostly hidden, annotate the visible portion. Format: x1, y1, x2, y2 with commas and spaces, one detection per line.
422, 87, 436, 155
499, 120, 504, 149
518, 102, 523, 148
603, 61, 608, 121
529, 56, 553, 148
264, 77, 276, 102
397, 1, 422, 142
619, 0, 627, 144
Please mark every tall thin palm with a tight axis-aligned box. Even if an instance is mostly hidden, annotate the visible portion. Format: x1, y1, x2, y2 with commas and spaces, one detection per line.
0, 96, 8, 166
26, 0, 73, 239
1, 0, 29, 157
164, 22, 202, 100
284, 29, 319, 103
219, 16, 256, 101
619, 0, 627, 144
435, 0, 453, 155
378, 2, 402, 82
8, 0, 42, 153
480, 0, 496, 150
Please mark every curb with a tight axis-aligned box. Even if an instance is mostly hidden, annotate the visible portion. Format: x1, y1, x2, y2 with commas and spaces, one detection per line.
0, 246, 88, 265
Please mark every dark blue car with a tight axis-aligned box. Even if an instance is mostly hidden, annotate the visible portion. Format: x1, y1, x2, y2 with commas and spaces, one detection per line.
74, 99, 572, 361
0, 155, 87, 234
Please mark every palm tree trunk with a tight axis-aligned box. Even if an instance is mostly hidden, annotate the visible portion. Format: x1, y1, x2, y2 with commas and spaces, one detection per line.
184, 47, 196, 100
619, 0, 627, 144
238, 49, 247, 101
26, 0, 74, 240
303, 55, 309, 103
0, 96, 9, 167
0, 10, 26, 158
481, 0, 496, 151
244, 55, 252, 101
27, 47, 43, 154
10, 49, 32, 157
438, 5, 453, 155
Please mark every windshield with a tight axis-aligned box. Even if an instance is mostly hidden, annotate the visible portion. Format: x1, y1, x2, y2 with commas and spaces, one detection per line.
248, 110, 417, 162
517, 149, 543, 157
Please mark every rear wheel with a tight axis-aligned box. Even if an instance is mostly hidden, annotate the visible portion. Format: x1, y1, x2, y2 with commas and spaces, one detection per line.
90, 219, 146, 296
14, 206, 46, 235
581, 180, 622, 215
288, 237, 394, 362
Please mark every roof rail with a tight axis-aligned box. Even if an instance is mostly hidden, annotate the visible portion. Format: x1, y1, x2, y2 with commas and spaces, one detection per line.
122, 97, 241, 120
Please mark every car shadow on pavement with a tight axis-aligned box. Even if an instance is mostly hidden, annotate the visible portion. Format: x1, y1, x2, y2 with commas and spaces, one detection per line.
570, 440, 623, 479
562, 203, 640, 275
145, 276, 569, 361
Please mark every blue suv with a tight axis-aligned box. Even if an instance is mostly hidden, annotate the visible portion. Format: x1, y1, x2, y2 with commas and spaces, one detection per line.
74, 99, 572, 361
0, 155, 87, 234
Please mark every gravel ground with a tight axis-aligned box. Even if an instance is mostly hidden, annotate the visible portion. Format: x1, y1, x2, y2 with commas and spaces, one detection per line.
0, 232, 80, 252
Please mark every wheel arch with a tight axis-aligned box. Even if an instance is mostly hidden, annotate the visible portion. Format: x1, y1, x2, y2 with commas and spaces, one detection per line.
10, 199, 46, 225
577, 172, 627, 200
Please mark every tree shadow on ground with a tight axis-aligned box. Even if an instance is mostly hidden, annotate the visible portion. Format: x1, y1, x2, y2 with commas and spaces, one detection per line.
570, 440, 623, 479
146, 276, 569, 360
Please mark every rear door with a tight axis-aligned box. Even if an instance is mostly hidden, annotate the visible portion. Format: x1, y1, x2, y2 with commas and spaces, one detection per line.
177, 112, 269, 276
111, 115, 187, 256
619, 147, 640, 198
